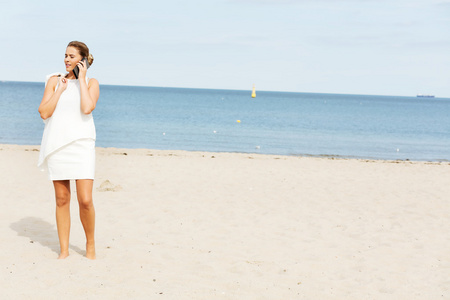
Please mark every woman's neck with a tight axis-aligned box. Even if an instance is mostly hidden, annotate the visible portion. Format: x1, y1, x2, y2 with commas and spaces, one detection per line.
65, 72, 77, 80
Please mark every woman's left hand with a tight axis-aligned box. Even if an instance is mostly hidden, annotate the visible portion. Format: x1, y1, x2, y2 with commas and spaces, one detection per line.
77, 59, 88, 79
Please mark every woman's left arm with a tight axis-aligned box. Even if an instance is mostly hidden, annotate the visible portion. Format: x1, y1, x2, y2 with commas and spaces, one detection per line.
77, 59, 100, 114
79, 78, 100, 114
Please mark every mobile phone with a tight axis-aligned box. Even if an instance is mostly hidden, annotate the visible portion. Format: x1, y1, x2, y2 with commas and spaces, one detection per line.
73, 57, 90, 79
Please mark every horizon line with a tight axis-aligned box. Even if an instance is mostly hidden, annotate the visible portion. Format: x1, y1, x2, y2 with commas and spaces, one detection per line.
0, 79, 446, 99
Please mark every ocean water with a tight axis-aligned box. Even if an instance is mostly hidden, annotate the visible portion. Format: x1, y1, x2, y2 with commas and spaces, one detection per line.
1, 81, 450, 161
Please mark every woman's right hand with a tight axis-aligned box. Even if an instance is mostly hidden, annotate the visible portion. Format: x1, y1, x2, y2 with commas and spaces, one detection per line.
39, 76, 67, 120
57, 77, 68, 92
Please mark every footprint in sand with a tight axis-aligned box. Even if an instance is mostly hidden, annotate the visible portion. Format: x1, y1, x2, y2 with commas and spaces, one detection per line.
97, 180, 122, 192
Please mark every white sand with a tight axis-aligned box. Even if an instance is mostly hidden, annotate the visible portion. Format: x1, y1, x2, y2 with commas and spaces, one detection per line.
1, 144, 449, 299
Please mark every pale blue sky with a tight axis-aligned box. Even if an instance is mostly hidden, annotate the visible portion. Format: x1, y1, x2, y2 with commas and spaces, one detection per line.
1, 0, 449, 97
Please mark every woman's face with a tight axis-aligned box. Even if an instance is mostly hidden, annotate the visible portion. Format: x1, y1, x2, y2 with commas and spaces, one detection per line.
64, 46, 82, 72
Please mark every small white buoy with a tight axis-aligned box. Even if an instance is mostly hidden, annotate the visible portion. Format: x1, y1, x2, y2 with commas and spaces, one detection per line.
396, 148, 400, 152
163, 132, 166, 136
213, 130, 217, 134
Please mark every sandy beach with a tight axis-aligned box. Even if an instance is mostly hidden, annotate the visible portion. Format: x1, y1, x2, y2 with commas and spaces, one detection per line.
1, 143, 449, 299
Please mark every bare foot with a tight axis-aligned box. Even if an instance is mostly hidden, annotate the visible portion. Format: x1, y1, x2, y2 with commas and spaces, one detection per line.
58, 252, 69, 259
86, 242, 96, 260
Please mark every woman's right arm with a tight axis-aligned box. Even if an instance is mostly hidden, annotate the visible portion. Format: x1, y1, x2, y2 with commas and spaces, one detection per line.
38, 76, 67, 120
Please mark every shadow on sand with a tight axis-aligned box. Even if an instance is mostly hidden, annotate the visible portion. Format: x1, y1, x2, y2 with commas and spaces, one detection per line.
10, 216, 84, 256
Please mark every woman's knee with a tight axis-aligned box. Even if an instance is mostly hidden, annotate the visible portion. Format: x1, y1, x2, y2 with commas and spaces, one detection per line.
53, 180, 71, 207
76, 180, 94, 210
78, 195, 94, 210
55, 192, 70, 207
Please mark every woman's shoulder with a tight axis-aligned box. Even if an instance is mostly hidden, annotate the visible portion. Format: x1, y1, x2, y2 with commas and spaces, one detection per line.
45, 72, 64, 83
88, 78, 99, 86
45, 75, 60, 90
45, 72, 65, 87
47, 76, 60, 82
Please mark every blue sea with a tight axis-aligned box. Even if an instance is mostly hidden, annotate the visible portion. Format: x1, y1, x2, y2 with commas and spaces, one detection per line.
1, 81, 450, 161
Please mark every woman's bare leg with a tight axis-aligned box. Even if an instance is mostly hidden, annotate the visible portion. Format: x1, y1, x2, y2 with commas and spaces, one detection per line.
76, 179, 96, 259
53, 180, 71, 259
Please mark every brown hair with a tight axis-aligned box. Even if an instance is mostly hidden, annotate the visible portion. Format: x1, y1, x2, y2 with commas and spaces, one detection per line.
67, 41, 94, 66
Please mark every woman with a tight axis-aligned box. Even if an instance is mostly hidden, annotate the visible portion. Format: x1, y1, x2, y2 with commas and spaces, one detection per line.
38, 41, 100, 259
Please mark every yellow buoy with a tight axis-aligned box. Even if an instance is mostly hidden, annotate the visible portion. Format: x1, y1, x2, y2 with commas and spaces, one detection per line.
237, 120, 241, 123
251, 84, 256, 98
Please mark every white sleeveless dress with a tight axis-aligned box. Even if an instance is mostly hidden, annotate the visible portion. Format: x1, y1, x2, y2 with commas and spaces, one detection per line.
37, 73, 96, 180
